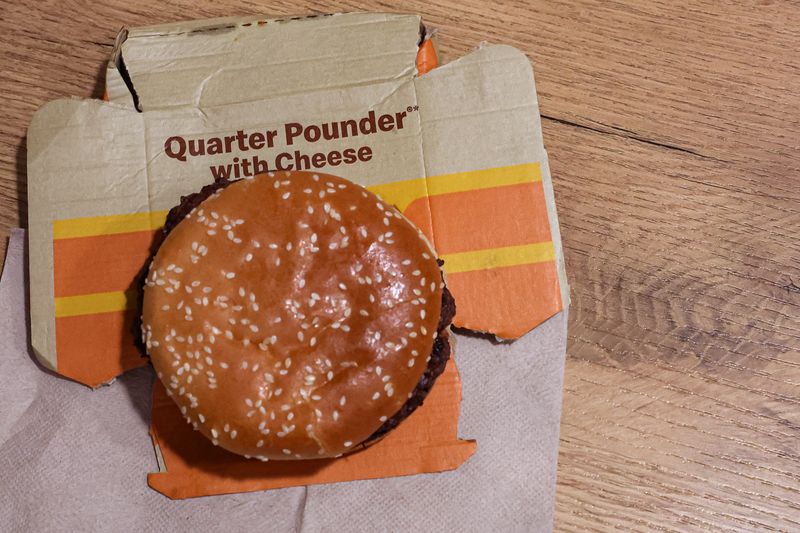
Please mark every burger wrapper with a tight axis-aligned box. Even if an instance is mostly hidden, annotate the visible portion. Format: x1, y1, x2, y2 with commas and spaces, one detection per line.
0, 229, 568, 529
28, 12, 568, 386
20, 11, 570, 510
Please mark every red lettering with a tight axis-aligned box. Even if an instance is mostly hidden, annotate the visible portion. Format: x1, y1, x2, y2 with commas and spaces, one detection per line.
266, 130, 278, 148
378, 113, 395, 131
251, 155, 270, 174
311, 152, 326, 168
342, 148, 357, 164
236, 130, 248, 151
224, 135, 236, 152
305, 125, 321, 143
240, 157, 252, 176
327, 150, 342, 166
394, 111, 407, 130
357, 146, 373, 162
275, 152, 294, 170
249, 132, 265, 150
294, 150, 311, 171
358, 111, 377, 135
285, 123, 303, 146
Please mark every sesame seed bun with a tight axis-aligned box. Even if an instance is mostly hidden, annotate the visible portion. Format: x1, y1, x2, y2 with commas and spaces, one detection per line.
141, 171, 452, 460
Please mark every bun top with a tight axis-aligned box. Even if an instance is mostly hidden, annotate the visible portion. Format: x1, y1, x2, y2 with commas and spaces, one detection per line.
141, 171, 444, 460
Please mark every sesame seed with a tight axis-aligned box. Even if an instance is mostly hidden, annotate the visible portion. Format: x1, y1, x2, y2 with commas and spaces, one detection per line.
333, 410, 339, 421
339, 395, 346, 406
372, 392, 380, 400
344, 441, 353, 447
380, 416, 388, 422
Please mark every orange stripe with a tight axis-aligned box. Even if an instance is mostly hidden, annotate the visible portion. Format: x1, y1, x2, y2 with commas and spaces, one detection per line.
53, 230, 158, 297
401, 203, 435, 245
55, 310, 147, 387
416, 38, 438, 75
406, 182, 552, 255
447, 261, 562, 339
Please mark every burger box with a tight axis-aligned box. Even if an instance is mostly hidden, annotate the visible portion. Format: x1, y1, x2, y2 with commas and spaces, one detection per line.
26, 12, 569, 499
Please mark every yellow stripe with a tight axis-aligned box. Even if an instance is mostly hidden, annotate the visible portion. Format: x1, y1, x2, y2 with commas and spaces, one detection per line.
440, 241, 555, 274
368, 162, 541, 212
55, 290, 136, 318
52, 163, 542, 239
53, 211, 168, 239
51, 162, 551, 317
54, 242, 557, 316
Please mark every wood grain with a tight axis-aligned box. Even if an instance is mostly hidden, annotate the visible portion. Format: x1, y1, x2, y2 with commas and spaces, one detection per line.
1, 0, 798, 530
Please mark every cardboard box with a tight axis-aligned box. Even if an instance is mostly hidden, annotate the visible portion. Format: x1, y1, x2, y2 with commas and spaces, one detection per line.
27, 12, 568, 497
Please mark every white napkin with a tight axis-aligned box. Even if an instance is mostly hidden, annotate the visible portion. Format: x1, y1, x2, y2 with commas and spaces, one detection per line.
0, 228, 567, 532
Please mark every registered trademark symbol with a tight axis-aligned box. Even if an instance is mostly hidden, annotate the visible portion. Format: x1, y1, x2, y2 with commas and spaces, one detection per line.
406, 105, 419, 113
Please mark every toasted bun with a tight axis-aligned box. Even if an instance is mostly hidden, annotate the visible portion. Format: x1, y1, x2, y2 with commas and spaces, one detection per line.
141, 171, 445, 460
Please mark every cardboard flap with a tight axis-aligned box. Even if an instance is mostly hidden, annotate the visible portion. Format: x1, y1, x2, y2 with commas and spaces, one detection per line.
27, 99, 150, 374
413, 45, 567, 336
110, 13, 421, 110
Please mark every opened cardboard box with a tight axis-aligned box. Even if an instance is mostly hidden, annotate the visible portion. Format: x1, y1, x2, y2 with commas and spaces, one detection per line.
26, 12, 568, 499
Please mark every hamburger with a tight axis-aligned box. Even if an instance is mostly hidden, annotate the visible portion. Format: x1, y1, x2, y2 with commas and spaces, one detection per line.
140, 170, 454, 461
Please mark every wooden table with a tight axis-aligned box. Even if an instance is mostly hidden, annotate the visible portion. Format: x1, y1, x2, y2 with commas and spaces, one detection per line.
2, 1, 798, 530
